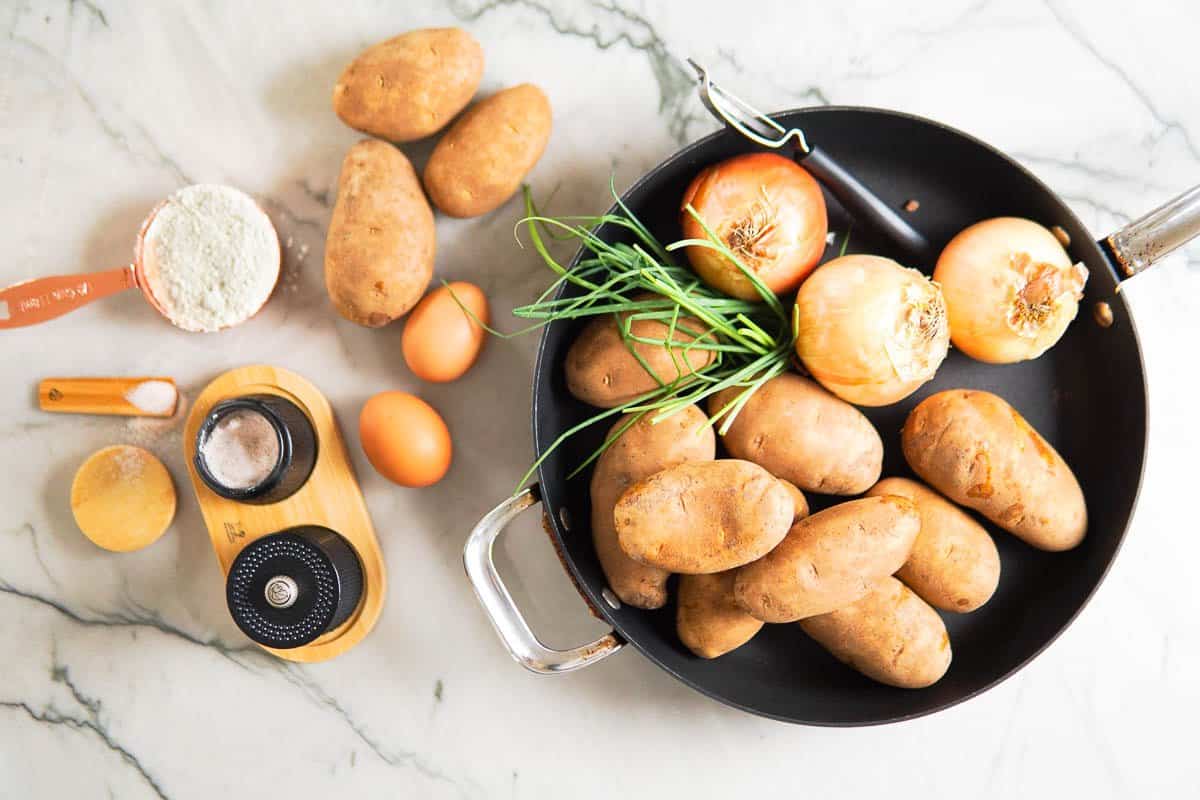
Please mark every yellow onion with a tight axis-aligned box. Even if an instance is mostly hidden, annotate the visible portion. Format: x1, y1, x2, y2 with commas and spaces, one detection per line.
681, 152, 828, 300
934, 217, 1088, 363
795, 255, 949, 406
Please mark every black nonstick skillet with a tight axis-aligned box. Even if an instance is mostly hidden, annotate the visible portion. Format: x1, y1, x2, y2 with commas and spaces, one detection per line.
465, 65, 1200, 725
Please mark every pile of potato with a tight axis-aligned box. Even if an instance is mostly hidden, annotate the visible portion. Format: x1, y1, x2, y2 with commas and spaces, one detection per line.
580, 350, 1086, 687
324, 28, 552, 327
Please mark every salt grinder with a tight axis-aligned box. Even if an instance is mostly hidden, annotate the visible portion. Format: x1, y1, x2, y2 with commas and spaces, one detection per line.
193, 395, 317, 504
226, 526, 364, 649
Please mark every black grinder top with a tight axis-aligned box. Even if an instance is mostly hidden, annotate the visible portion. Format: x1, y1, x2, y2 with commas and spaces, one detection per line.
226, 526, 363, 649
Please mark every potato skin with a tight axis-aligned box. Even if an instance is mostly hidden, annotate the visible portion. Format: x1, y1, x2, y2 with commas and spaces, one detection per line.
590, 406, 715, 609
710, 374, 882, 495
424, 84, 552, 217
733, 496, 919, 622
778, 480, 810, 522
333, 28, 484, 142
324, 140, 435, 327
566, 308, 715, 408
677, 571, 763, 659
615, 460, 793, 574
867, 477, 999, 612
901, 390, 1086, 551
799, 576, 952, 689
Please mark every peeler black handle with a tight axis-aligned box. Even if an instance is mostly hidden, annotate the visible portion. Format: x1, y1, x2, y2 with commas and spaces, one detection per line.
799, 145, 934, 266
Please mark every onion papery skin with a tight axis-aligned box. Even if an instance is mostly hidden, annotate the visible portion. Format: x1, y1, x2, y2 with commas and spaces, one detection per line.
681, 153, 828, 301
796, 254, 950, 407
934, 217, 1088, 364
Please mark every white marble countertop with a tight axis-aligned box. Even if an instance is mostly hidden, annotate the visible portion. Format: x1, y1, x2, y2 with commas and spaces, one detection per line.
3, 1, 1199, 797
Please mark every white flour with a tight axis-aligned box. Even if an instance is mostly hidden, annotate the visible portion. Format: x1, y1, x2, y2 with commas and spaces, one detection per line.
123, 380, 178, 415
140, 184, 280, 332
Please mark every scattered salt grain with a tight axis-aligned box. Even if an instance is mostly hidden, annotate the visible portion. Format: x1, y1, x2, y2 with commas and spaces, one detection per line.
110, 445, 148, 481
125, 391, 189, 449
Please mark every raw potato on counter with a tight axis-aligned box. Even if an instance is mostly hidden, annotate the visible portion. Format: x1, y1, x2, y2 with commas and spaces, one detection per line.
902, 390, 1087, 551
709, 373, 882, 495
333, 28, 484, 142
676, 481, 809, 659
734, 495, 920, 623
590, 405, 716, 609
799, 576, 952, 689
867, 477, 1000, 612
614, 459, 793, 574
565, 305, 714, 408
325, 139, 434, 327
424, 84, 553, 218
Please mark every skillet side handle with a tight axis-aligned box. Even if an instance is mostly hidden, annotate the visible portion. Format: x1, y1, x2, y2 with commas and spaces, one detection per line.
1105, 184, 1200, 278
800, 146, 936, 266
464, 484, 624, 674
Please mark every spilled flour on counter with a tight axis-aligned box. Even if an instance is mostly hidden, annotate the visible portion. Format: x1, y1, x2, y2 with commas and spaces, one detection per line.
139, 184, 280, 332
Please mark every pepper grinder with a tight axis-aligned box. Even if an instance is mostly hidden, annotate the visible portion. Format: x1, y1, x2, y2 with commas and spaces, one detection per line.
226, 526, 364, 649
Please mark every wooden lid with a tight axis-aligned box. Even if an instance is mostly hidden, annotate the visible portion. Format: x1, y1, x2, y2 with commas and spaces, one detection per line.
70, 445, 176, 552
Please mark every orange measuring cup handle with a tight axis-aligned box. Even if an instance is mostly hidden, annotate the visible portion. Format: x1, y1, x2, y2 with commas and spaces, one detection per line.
0, 265, 138, 329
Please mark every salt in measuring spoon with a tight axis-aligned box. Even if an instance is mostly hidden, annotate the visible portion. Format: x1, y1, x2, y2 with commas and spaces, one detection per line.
0, 184, 280, 331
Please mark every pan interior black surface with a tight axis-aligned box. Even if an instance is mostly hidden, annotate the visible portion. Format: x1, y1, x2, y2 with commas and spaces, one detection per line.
532, 107, 1147, 725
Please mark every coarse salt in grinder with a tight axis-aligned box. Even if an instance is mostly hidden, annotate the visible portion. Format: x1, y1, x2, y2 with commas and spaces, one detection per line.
225, 526, 364, 649
194, 394, 317, 504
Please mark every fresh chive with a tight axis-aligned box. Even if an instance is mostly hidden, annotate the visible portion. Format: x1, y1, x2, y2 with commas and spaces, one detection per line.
500, 183, 810, 487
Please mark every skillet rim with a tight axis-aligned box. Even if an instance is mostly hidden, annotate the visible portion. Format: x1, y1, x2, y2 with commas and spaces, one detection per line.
530, 104, 1150, 726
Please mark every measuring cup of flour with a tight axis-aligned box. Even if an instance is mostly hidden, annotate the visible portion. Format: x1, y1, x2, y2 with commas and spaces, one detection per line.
0, 184, 280, 332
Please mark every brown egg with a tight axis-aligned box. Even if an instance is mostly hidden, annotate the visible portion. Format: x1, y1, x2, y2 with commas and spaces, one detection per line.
402, 282, 490, 383
359, 392, 452, 487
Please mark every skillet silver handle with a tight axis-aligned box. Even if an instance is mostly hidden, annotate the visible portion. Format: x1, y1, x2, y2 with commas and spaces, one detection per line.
1106, 184, 1200, 278
463, 484, 624, 674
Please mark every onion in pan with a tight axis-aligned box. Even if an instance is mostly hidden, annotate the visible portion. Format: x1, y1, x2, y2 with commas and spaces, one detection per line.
934, 217, 1088, 363
680, 152, 827, 300
795, 254, 949, 406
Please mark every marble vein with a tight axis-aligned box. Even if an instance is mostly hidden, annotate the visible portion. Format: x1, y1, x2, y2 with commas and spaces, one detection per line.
67, 0, 108, 28
0, 574, 470, 793
8, 523, 59, 587
1042, 0, 1200, 163
2, 656, 168, 800
0, 701, 168, 799
0, 575, 261, 666
448, 0, 702, 143
6, 35, 192, 184
272, 665, 472, 796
